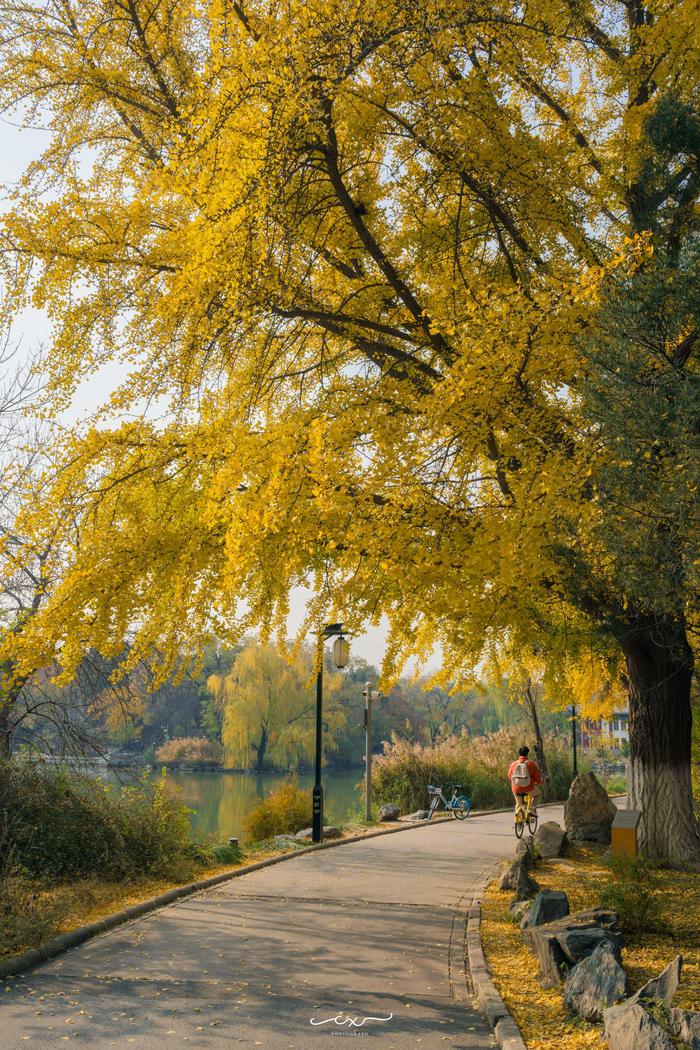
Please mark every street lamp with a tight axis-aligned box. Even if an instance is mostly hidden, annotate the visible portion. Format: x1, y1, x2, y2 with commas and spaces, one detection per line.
363, 681, 382, 821
570, 704, 578, 777
313, 623, 350, 843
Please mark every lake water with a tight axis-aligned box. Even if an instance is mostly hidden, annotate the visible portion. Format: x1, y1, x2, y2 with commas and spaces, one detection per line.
138, 768, 364, 843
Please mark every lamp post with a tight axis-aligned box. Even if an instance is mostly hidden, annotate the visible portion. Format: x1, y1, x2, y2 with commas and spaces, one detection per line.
363, 681, 381, 821
313, 623, 350, 844
571, 704, 578, 777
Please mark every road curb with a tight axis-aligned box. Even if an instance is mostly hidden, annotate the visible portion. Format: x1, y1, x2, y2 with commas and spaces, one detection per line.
467, 878, 528, 1050
0, 810, 464, 980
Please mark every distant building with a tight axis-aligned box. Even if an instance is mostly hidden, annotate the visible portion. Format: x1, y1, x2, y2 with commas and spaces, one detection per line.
580, 706, 629, 751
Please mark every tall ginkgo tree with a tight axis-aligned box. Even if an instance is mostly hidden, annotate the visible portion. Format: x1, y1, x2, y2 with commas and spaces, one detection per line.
0, 0, 698, 862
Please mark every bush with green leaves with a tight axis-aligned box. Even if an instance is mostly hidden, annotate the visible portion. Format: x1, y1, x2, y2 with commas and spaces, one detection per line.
600, 853, 668, 934
370, 726, 574, 814
243, 778, 311, 842
0, 760, 195, 881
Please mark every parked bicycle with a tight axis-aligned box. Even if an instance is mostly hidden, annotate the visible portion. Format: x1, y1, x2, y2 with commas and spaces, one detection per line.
427, 783, 471, 820
514, 793, 538, 838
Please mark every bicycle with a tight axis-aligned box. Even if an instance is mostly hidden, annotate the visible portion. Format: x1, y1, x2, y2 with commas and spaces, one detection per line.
427, 783, 472, 820
514, 793, 538, 838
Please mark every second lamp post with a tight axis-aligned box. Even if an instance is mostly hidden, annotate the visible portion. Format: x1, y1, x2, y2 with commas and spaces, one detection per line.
313, 623, 349, 843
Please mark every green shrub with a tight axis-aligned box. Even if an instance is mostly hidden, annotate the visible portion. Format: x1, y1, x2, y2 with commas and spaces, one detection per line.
243, 778, 311, 842
370, 726, 573, 814
600, 853, 668, 934
154, 737, 224, 767
0, 760, 195, 881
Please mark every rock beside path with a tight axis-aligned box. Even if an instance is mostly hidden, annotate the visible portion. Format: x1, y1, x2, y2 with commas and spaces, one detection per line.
604, 1001, 675, 1050
564, 772, 616, 844
295, 825, 342, 840
521, 890, 569, 931
669, 1007, 700, 1049
533, 821, 566, 858
563, 940, 629, 1021
379, 803, 400, 821
527, 909, 621, 988
631, 955, 683, 1008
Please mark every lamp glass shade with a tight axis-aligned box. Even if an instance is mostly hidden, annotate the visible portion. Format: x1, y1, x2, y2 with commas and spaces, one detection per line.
332, 636, 350, 668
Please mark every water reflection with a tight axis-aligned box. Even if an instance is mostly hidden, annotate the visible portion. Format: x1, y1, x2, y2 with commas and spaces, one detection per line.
130, 769, 363, 842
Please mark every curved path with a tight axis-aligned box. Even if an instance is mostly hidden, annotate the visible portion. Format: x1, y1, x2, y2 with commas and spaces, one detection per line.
1, 803, 566, 1049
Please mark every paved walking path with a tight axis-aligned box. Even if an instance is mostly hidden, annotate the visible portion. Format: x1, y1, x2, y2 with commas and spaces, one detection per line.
1, 804, 566, 1049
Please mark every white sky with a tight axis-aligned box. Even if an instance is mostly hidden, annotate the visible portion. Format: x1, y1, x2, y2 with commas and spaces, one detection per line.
1, 116, 432, 674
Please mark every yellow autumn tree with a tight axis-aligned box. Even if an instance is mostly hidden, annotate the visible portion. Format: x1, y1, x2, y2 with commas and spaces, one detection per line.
208, 641, 345, 771
0, 0, 698, 862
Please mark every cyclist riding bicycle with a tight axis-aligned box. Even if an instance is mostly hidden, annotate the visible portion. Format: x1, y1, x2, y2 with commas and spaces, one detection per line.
508, 746, 543, 820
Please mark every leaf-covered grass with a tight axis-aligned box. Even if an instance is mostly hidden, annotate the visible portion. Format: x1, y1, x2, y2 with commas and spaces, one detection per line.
481, 847, 700, 1050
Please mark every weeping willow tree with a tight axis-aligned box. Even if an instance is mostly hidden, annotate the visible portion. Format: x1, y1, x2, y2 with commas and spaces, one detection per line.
208, 643, 345, 771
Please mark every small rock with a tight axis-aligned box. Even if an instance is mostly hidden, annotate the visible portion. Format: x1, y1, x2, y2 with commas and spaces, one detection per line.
557, 924, 622, 965
379, 803, 400, 821
604, 1002, 675, 1050
521, 890, 569, 931
631, 956, 683, 1008
512, 863, 540, 902
669, 1007, 700, 1049
294, 825, 342, 840
563, 941, 629, 1021
509, 899, 532, 921
529, 927, 570, 988
564, 772, 617, 845
514, 839, 536, 866
533, 821, 566, 858
498, 851, 535, 891
399, 809, 430, 821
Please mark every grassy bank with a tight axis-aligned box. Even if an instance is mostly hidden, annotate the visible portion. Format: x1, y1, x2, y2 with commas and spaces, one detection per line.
481, 848, 700, 1050
371, 726, 574, 813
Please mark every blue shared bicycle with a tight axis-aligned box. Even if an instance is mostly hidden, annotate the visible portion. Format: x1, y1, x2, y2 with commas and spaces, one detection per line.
427, 783, 472, 820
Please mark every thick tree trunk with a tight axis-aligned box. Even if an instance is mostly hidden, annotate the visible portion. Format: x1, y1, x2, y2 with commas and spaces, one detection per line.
622, 617, 699, 866
524, 681, 549, 783
0, 702, 11, 760
253, 726, 268, 773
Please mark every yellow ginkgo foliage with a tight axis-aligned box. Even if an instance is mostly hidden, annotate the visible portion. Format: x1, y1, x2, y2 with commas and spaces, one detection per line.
0, 0, 698, 863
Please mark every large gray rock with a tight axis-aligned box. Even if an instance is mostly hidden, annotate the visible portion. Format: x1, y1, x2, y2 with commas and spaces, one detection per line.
533, 821, 566, 858
563, 941, 629, 1021
521, 890, 569, 930
379, 803, 400, 821
564, 772, 617, 844
527, 910, 621, 988
604, 1002, 675, 1050
669, 1007, 700, 1049
631, 956, 683, 1008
